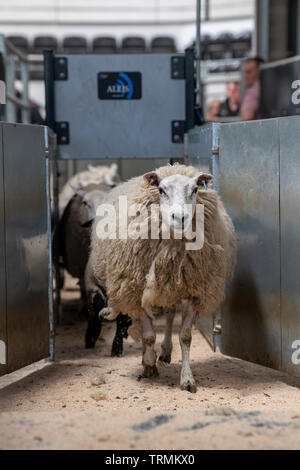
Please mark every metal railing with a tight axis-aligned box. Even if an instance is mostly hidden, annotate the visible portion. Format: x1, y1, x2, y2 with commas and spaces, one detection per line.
0, 34, 31, 124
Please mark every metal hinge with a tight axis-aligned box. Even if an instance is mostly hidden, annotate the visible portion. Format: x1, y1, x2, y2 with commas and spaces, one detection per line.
171, 56, 185, 79
55, 122, 69, 144
212, 144, 219, 155
172, 120, 185, 143
54, 57, 68, 80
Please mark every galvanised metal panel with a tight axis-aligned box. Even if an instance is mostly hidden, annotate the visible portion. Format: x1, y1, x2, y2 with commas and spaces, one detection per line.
188, 123, 220, 191
0, 124, 7, 375
219, 119, 282, 370
279, 116, 300, 377
2, 123, 49, 374
187, 124, 221, 350
54, 54, 185, 159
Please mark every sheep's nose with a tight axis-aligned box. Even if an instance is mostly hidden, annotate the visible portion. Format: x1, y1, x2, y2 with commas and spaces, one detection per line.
172, 213, 187, 224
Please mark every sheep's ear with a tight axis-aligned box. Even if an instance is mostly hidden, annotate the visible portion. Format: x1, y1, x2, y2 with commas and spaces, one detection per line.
76, 174, 84, 186
88, 164, 97, 173
110, 163, 118, 175
196, 173, 213, 188
143, 172, 160, 187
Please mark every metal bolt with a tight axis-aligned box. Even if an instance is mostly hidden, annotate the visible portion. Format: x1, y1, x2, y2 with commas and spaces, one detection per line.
173, 71, 179, 77
174, 121, 179, 128
174, 135, 180, 141
59, 72, 65, 78
59, 58, 65, 65
61, 136, 67, 142
61, 123, 66, 129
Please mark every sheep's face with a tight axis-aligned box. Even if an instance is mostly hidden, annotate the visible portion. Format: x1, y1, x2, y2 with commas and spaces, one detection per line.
144, 171, 213, 234
79, 189, 105, 226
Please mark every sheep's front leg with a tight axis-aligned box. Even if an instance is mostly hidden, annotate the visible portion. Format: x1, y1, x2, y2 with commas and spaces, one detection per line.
111, 313, 132, 357
179, 304, 196, 393
159, 308, 176, 364
85, 290, 105, 348
141, 316, 158, 377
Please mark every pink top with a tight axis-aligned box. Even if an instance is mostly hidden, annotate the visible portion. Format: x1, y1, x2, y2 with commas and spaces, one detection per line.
241, 80, 260, 119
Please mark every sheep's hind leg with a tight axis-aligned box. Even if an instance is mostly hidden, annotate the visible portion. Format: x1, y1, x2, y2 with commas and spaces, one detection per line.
85, 290, 105, 348
141, 316, 158, 377
179, 304, 196, 393
111, 314, 132, 357
159, 307, 176, 364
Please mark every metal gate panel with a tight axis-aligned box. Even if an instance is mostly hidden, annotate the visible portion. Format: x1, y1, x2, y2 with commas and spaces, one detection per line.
219, 119, 282, 369
1, 123, 50, 374
280, 117, 300, 376
187, 123, 221, 350
53, 54, 186, 159
0, 125, 7, 375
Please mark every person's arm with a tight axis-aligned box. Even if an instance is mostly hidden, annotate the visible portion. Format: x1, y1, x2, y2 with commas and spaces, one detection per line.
241, 108, 256, 121
240, 84, 259, 121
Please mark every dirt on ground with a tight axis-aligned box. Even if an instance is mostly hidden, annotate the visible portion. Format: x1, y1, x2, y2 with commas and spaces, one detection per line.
1, 279, 300, 450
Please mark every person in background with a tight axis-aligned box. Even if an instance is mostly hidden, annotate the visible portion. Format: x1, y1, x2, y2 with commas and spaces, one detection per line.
241, 57, 263, 121
206, 99, 221, 122
219, 81, 240, 118
16, 90, 44, 125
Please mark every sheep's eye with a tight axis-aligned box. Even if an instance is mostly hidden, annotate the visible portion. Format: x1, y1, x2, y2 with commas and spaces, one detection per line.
159, 187, 166, 196
192, 187, 198, 195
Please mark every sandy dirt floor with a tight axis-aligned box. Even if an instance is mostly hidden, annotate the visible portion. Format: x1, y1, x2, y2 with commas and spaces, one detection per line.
1, 279, 300, 450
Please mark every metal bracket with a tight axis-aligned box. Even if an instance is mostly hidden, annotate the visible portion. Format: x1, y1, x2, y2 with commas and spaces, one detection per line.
54, 57, 68, 81
172, 120, 185, 143
171, 56, 185, 79
55, 122, 69, 144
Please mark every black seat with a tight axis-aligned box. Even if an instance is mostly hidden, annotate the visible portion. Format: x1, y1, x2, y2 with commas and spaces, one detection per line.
205, 33, 232, 60
201, 34, 211, 60
62, 36, 87, 54
121, 36, 146, 53
151, 36, 176, 53
32, 36, 58, 54
6, 36, 29, 53
92, 37, 117, 54
229, 31, 252, 58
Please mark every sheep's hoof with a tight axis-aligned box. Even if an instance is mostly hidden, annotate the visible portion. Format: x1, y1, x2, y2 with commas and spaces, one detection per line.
158, 353, 171, 365
142, 365, 159, 378
180, 379, 197, 393
111, 340, 123, 357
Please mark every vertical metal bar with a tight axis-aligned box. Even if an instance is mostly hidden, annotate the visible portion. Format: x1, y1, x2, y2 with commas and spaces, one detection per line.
195, 0, 201, 107
43, 49, 55, 130
255, 0, 269, 61
6, 54, 15, 123
185, 48, 195, 132
20, 61, 30, 124
0, 36, 6, 121
44, 126, 55, 361
297, 0, 300, 55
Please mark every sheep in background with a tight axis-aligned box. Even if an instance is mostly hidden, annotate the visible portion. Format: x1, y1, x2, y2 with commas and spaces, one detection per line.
59, 182, 131, 356
59, 163, 120, 216
86, 164, 236, 392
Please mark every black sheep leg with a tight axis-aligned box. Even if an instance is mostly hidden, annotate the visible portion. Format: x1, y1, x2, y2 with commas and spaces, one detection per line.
85, 291, 105, 348
111, 314, 132, 357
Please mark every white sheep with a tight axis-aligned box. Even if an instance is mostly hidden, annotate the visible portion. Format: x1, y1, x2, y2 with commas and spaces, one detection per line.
85, 164, 236, 392
58, 182, 132, 355
59, 163, 119, 216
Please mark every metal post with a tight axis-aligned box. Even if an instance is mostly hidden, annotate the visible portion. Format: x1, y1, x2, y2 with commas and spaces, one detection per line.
195, 0, 201, 107
255, 0, 269, 62
297, 0, 300, 55
43, 49, 55, 130
20, 61, 30, 124
6, 54, 15, 123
